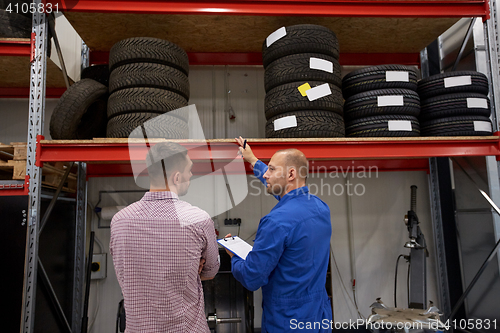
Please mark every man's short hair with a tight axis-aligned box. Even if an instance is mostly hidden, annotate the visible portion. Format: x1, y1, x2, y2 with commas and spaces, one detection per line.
276, 148, 308, 180
146, 142, 189, 183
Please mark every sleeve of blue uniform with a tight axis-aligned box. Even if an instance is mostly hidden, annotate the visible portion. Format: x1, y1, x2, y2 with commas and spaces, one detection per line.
252, 160, 280, 201
231, 217, 286, 291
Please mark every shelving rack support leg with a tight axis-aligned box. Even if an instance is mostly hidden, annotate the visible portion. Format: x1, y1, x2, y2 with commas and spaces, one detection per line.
21, 2, 48, 332
483, 0, 500, 270
72, 163, 87, 332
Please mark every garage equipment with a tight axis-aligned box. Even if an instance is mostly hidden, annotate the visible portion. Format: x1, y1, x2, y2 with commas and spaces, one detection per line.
404, 185, 428, 309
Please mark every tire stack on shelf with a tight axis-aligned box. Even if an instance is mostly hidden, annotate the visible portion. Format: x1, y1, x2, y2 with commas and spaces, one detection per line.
107, 37, 190, 138
342, 65, 421, 137
417, 71, 493, 136
0, 1, 31, 38
262, 24, 345, 138
81, 64, 110, 87
50, 78, 109, 140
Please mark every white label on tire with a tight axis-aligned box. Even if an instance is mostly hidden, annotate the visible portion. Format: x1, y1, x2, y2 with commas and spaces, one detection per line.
473, 121, 492, 132
310, 58, 333, 73
386, 71, 409, 82
388, 120, 412, 131
306, 83, 332, 101
467, 98, 488, 109
378, 95, 404, 106
444, 75, 472, 88
266, 27, 287, 47
274, 115, 297, 131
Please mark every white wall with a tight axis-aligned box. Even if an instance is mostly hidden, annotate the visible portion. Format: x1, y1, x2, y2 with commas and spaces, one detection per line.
0, 99, 57, 143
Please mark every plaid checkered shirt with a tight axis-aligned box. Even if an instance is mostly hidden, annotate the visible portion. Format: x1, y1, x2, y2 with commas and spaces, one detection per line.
110, 191, 219, 332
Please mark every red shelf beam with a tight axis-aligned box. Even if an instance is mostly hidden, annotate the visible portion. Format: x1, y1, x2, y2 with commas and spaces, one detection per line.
52, 0, 490, 19
0, 87, 67, 99
0, 176, 29, 196
37, 137, 500, 175
0, 40, 31, 57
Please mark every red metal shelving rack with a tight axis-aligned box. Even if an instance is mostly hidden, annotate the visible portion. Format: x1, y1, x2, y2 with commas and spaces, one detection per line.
14, 1, 500, 333
35, 135, 500, 177
54, 0, 490, 19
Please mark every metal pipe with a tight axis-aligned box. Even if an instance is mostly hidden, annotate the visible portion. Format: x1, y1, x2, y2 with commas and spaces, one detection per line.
38, 259, 72, 333
39, 162, 75, 234
217, 317, 242, 324
410, 185, 417, 212
345, 174, 357, 303
81, 231, 95, 333
452, 17, 476, 71
447, 236, 500, 321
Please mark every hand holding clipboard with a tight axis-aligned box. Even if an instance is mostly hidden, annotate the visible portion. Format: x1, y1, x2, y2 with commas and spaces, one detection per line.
218, 234, 253, 260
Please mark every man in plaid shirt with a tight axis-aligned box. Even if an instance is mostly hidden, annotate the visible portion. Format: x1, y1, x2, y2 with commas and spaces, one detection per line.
110, 142, 220, 332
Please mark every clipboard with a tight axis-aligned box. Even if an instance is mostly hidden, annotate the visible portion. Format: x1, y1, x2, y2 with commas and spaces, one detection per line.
218, 236, 253, 260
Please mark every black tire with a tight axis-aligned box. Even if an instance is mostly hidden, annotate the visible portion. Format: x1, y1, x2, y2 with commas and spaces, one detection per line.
49, 79, 108, 140
0, 9, 30, 38
420, 92, 491, 121
345, 115, 420, 137
265, 110, 345, 138
106, 112, 189, 139
264, 53, 341, 92
417, 71, 489, 100
109, 62, 190, 99
344, 88, 420, 121
342, 64, 418, 99
262, 24, 339, 68
107, 88, 188, 122
109, 37, 189, 75
81, 64, 110, 87
265, 81, 343, 120
420, 116, 493, 136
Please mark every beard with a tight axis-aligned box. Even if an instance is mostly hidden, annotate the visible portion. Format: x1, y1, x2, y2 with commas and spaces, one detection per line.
266, 182, 284, 196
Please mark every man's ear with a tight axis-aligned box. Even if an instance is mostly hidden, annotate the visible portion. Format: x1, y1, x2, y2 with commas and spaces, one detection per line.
172, 171, 181, 186
288, 167, 297, 181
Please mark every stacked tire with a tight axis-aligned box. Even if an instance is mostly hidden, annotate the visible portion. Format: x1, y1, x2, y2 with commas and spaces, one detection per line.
342, 65, 420, 137
262, 24, 344, 138
107, 37, 190, 139
417, 71, 492, 136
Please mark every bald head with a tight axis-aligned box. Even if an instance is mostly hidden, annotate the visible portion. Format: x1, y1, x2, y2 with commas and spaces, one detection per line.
276, 149, 308, 181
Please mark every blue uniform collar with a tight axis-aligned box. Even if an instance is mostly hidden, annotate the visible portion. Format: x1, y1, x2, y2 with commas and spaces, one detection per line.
273, 186, 309, 210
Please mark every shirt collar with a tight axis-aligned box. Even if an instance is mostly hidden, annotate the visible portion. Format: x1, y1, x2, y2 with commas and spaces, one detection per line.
142, 191, 179, 201
274, 186, 309, 208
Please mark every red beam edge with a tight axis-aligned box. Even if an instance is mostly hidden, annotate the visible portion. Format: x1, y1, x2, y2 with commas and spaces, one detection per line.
53, 1, 489, 18
0, 188, 28, 196
0, 88, 66, 98
0, 40, 31, 57
35, 135, 45, 167
38, 138, 500, 164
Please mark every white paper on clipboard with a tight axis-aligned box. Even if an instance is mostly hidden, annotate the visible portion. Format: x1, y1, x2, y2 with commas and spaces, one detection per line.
218, 236, 253, 260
